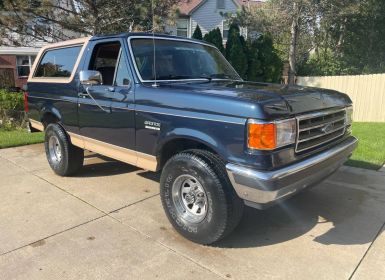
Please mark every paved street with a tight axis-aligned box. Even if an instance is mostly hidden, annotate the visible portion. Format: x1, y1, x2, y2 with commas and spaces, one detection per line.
0, 144, 384, 280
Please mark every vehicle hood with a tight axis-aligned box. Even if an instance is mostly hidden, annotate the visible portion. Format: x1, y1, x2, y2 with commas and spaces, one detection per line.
153, 80, 352, 119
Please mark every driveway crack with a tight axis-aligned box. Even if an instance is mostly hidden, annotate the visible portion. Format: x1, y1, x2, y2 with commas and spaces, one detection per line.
0, 215, 106, 256
348, 221, 385, 279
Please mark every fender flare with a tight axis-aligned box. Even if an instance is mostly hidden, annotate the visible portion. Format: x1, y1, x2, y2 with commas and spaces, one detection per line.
156, 127, 228, 159
40, 105, 62, 124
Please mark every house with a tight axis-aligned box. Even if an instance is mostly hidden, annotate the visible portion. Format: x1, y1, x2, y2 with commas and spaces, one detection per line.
0, 1, 79, 90
167, 0, 263, 40
0, 45, 43, 90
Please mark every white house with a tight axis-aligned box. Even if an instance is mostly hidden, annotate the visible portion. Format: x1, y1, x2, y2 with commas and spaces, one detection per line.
167, 0, 263, 40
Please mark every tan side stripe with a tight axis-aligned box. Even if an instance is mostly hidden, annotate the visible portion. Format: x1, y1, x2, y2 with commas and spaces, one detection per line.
26, 121, 158, 171
67, 132, 158, 171
29, 119, 44, 131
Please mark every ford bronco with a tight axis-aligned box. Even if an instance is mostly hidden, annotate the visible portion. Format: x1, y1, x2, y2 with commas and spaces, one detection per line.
26, 33, 357, 244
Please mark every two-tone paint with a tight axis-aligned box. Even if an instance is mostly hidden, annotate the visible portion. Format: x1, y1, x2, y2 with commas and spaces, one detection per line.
27, 33, 353, 174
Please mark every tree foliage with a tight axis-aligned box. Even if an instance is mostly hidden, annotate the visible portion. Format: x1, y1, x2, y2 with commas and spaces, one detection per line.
247, 35, 282, 82
225, 24, 247, 78
231, 0, 385, 78
0, 0, 179, 45
203, 27, 224, 53
192, 24, 202, 40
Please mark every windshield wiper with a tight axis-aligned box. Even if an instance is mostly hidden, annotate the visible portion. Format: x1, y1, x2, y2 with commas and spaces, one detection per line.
156, 75, 212, 82
209, 73, 235, 80
154, 74, 237, 82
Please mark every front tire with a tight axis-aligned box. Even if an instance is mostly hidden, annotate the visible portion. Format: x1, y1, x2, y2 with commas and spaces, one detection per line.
44, 123, 84, 176
160, 150, 244, 244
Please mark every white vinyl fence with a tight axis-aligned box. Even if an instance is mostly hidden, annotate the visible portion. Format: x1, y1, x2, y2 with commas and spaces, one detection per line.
297, 74, 385, 122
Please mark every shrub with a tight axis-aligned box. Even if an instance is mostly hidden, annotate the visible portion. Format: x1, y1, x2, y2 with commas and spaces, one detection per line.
192, 25, 203, 40
225, 24, 248, 78
248, 35, 283, 83
203, 27, 225, 53
0, 89, 26, 130
0, 89, 24, 111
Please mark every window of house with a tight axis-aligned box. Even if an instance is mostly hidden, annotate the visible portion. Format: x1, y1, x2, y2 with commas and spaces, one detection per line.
176, 19, 189, 37
34, 45, 81, 78
16, 55, 36, 78
222, 20, 230, 40
89, 42, 121, 85
217, 0, 225, 9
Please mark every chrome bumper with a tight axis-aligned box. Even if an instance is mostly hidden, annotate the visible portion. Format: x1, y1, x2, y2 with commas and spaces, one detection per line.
226, 136, 358, 209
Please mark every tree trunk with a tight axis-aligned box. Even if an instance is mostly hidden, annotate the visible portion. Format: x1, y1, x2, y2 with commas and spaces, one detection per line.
288, 14, 299, 85
336, 17, 347, 57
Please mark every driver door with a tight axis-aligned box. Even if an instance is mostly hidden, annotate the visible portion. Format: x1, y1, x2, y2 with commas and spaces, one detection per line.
78, 39, 136, 163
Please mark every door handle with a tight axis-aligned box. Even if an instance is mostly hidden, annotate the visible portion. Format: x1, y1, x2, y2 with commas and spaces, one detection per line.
106, 86, 115, 92
78, 92, 89, 98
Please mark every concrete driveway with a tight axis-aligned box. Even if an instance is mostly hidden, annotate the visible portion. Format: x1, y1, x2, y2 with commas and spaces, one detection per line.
0, 144, 384, 280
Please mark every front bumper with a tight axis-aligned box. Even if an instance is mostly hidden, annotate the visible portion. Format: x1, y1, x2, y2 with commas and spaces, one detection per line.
226, 136, 358, 209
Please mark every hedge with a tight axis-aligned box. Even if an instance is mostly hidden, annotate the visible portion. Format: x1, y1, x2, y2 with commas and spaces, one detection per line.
0, 89, 26, 130
0, 89, 24, 111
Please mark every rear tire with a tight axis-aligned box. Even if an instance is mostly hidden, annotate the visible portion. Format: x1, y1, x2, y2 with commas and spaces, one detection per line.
44, 123, 84, 176
160, 149, 244, 245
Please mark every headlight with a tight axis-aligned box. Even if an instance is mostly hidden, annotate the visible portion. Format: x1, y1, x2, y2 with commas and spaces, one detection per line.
247, 118, 296, 150
345, 106, 353, 125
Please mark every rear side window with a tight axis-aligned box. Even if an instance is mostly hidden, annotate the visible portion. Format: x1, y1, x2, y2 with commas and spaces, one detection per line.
34, 46, 82, 78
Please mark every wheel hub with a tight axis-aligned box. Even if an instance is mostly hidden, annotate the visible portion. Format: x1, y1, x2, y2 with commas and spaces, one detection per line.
184, 193, 195, 204
48, 135, 62, 163
172, 174, 208, 223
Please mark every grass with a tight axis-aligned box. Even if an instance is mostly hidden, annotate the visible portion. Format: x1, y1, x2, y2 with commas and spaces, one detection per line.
346, 122, 385, 170
0, 128, 44, 149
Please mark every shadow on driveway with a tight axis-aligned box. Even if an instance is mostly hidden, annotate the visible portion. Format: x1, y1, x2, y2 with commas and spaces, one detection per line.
76, 154, 383, 250
217, 185, 380, 249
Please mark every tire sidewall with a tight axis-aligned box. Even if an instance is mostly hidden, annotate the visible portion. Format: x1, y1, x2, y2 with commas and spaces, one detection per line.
44, 124, 69, 175
160, 154, 228, 243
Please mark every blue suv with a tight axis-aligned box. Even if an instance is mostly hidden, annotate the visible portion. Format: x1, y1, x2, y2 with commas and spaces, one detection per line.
26, 33, 357, 244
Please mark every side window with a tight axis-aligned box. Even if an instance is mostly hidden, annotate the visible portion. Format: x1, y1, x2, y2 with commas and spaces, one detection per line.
89, 42, 121, 86
34, 46, 81, 77
114, 52, 131, 86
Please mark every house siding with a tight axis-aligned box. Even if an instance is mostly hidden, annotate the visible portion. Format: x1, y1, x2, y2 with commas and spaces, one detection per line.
190, 0, 238, 36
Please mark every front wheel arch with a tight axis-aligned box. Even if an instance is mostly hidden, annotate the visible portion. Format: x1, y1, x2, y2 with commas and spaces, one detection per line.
157, 136, 225, 170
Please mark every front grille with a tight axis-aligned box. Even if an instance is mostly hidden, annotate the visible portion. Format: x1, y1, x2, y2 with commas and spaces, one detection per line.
296, 108, 346, 153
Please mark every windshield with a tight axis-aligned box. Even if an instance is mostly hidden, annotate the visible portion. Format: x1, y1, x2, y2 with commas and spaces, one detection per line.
129, 38, 241, 81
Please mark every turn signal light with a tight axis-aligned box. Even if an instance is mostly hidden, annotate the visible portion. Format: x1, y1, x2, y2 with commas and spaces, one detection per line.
248, 122, 276, 150
247, 119, 296, 150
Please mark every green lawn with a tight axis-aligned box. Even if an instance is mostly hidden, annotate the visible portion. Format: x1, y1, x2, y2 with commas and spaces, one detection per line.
0, 129, 44, 149
346, 122, 385, 170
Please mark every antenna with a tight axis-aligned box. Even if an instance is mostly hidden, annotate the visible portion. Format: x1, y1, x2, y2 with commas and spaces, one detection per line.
151, 0, 158, 88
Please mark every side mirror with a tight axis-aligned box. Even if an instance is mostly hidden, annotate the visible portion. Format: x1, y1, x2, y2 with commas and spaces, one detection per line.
79, 70, 103, 85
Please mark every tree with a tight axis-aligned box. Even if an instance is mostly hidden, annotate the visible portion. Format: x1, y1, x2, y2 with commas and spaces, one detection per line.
245, 39, 262, 81
225, 24, 247, 78
203, 27, 224, 53
229, 1, 332, 83
0, 0, 179, 45
245, 35, 282, 83
254, 35, 283, 82
231, 0, 385, 78
192, 24, 202, 40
